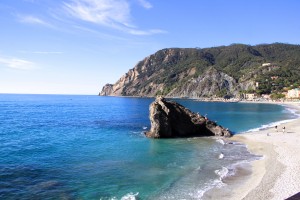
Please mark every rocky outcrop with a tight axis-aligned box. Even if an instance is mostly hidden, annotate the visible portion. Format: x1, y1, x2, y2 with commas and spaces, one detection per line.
99, 84, 114, 96
145, 97, 232, 138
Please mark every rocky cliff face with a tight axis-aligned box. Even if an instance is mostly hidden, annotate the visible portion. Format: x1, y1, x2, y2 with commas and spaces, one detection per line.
168, 67, 239, 98
99, 43, 300, 98
99, 84, 114, 96
145, 97, 232, 138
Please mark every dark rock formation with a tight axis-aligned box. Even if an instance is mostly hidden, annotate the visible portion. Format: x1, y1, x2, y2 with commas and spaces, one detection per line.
145, 97, 232, 138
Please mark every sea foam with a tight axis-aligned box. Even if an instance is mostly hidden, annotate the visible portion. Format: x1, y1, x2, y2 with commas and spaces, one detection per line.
216, 138, 225, 145
245, 118, 297, 133
120, 192, 139, 200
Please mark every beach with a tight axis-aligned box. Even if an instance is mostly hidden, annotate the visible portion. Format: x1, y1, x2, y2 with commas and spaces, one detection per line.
230, 102, 300, 200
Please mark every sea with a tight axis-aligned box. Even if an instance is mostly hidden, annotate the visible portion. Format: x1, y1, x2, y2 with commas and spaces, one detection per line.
0, 94, 298, 200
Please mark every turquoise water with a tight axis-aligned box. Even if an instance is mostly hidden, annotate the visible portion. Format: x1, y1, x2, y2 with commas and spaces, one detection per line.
0, 95, 297, 199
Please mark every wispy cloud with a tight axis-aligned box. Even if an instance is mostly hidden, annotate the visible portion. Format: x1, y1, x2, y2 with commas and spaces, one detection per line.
137, 0, 152, 9
32, 51, 63, 54
17, 0, 165, 36
63, 0, 132, 28
72, 25, 129, 40
128, 29, 167, 36
0, 56, 35, 70
19, 50, 64, 54
18, 15, 53, 27
63, 0, 165, 35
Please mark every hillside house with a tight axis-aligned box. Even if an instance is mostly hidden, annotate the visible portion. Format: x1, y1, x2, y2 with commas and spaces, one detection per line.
262, 63, 280, 71
262, 63, 271, 67
287, 88, 300, 99
245, 93, 257, 100
261, 94, 271, 100
255, 82, 259, 88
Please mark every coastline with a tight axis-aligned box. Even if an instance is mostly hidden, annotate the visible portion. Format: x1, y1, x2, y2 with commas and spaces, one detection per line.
100, 96, 300, 199
230, 102, 300, 200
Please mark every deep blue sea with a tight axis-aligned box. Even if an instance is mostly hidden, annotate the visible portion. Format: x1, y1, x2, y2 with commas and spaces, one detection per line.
0, 94, 298, 199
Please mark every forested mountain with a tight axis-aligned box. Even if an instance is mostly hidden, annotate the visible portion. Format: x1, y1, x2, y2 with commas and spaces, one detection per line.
100, 43, 300, 98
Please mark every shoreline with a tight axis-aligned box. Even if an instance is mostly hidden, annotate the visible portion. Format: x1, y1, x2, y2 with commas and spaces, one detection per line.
229, 102, 300, 200
105, 96, 300, 199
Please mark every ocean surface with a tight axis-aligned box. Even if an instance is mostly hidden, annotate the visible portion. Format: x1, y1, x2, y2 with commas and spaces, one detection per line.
0, 94, 298, 200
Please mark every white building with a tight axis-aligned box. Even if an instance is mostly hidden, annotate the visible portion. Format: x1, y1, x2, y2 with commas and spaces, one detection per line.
245, 93, 257, 100
262, 63, 271, 67
287, 88, 300, 98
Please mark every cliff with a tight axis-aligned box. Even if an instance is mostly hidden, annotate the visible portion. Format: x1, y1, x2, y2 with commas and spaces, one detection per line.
100, 43, 300, 98
145, 97, 232, 138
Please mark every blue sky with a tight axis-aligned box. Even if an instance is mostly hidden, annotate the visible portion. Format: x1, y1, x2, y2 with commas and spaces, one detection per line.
0, 0, 300, 94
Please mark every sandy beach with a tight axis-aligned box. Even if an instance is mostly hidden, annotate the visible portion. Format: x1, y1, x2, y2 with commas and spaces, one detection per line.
230, 102, 300, 200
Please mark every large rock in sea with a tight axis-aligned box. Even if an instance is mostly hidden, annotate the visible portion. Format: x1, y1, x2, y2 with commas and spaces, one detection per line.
145, 97, 232, 138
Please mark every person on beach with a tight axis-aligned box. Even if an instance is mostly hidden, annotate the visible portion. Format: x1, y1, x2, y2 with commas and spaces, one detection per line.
282, 126, 285, 133
275, 125, 278, 132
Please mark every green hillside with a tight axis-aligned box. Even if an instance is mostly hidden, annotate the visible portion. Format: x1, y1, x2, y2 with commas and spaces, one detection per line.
100, 43, 300, 98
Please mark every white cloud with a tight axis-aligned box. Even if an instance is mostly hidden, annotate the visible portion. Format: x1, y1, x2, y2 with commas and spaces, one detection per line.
0, 57, 35, 70
63, 0, 165, 35
18, 15, 53, 27
137, 0, 152, 9
17, 0, 165, 36
64, 0, 132, 28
